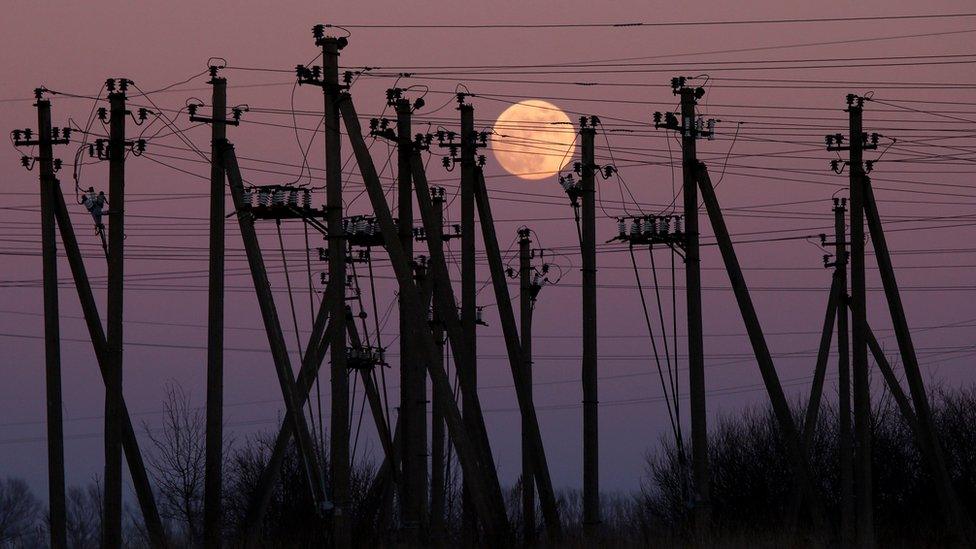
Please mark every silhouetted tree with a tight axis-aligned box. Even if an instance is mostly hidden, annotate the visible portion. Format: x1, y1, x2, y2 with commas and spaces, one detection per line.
0, 477, 42, 547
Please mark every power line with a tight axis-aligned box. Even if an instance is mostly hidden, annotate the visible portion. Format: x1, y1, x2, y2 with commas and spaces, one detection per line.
325, 13, 976, 29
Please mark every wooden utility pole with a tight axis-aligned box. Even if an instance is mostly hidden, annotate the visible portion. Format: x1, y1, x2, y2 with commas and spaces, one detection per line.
801, 275, 840, 449
38, 97, 66, 549
189, 65, 236, 549
580, 118, 600, 538
862, 179, 975, 542
827, 96, 873, 547
49, 185, 167, 548
222, 144, 330, 518
678, 84, 710, 532
339, 94, 510, 537
474, 168, 562, 541
657, 79, 824, 530
458, 101, 479, 539
697, 164, 823, 526
518, 228, 535, 544
848, 97, 873, 549
15, 89, 70, 549
834, 199, 854, 547
104, 80, 129, 549
429, 188, 447, 543
316, 28, 351, 547
39, 95, 66, 549
396, 94, 427, 540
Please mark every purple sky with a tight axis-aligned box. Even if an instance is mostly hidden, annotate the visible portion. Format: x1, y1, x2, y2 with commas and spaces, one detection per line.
2, 1, 976, 503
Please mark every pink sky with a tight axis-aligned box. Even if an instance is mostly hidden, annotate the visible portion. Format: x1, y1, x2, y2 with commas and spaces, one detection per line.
2, 0, 976, 501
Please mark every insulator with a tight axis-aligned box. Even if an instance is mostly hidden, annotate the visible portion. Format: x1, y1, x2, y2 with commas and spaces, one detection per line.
642, 216, 653, 236
242, 189, 252, 206
695, 117, 704, 134
660, 216, 670, 234
630, 219, 640, 236
302, 189, 311, 209
475, 307, 484, 324
257, 190, 271, 207
366, 219, 376, 236
288, 189, 299, 207
356, 218, 367, 234
272, 188, 284, 206
707, 119, 716, 140
674, 216, 683, 233
617, 218, 626, 236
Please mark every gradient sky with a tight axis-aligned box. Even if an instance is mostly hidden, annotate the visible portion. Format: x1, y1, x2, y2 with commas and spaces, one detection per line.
2, 1, 976, 505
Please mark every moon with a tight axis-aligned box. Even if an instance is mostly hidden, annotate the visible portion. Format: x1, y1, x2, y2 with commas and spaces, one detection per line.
491, 100, 576, 180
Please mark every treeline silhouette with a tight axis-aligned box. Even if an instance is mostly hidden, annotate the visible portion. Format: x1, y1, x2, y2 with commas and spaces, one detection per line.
1, 383, 974, 547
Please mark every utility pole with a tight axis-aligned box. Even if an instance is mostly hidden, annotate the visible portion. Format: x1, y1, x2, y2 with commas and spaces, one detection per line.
826, 96, 874, 547
580, 116, 600, 539
657, 79, 821, 530
474, 166, 563, 540
678, 81, 710, 533
222, 145, 331, 534
654, 79, 711, 533
862, 160, 975, 543
429, 186, 447, 543
50, 186, 167, 548
827, 95, 974, 544
309, 26, 351, 546
518, 227, 536, 544
203, 70, 227, 549
848, 97, 873, 549
104, 78, 130, 549
340, 93, 511, 537
834, 199, 854, 547
458, 100, 478, 539
188, 65, 243, 549
13, 88, 71, 549
801, 199, 853, 541
367, 88, 431, 541
396, 90, 427, 541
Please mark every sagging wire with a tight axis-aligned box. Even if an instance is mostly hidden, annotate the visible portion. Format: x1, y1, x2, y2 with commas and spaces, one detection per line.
711, 121, 742, 191
601, 124, 644, 217
363, 252, 395, 444
276, 219, 322, 446
628, 244, 681, 445
648, 245, 683, 457
303, 220, 327, 455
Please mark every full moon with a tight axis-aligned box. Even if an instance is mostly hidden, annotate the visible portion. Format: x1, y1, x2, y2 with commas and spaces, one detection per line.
491, 99, 576, 180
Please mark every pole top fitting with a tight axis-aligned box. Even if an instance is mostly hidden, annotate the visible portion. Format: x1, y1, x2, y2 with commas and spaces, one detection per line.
313, 24, 349, 49
579, 115, 600, 129
207, 58, 227, 81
